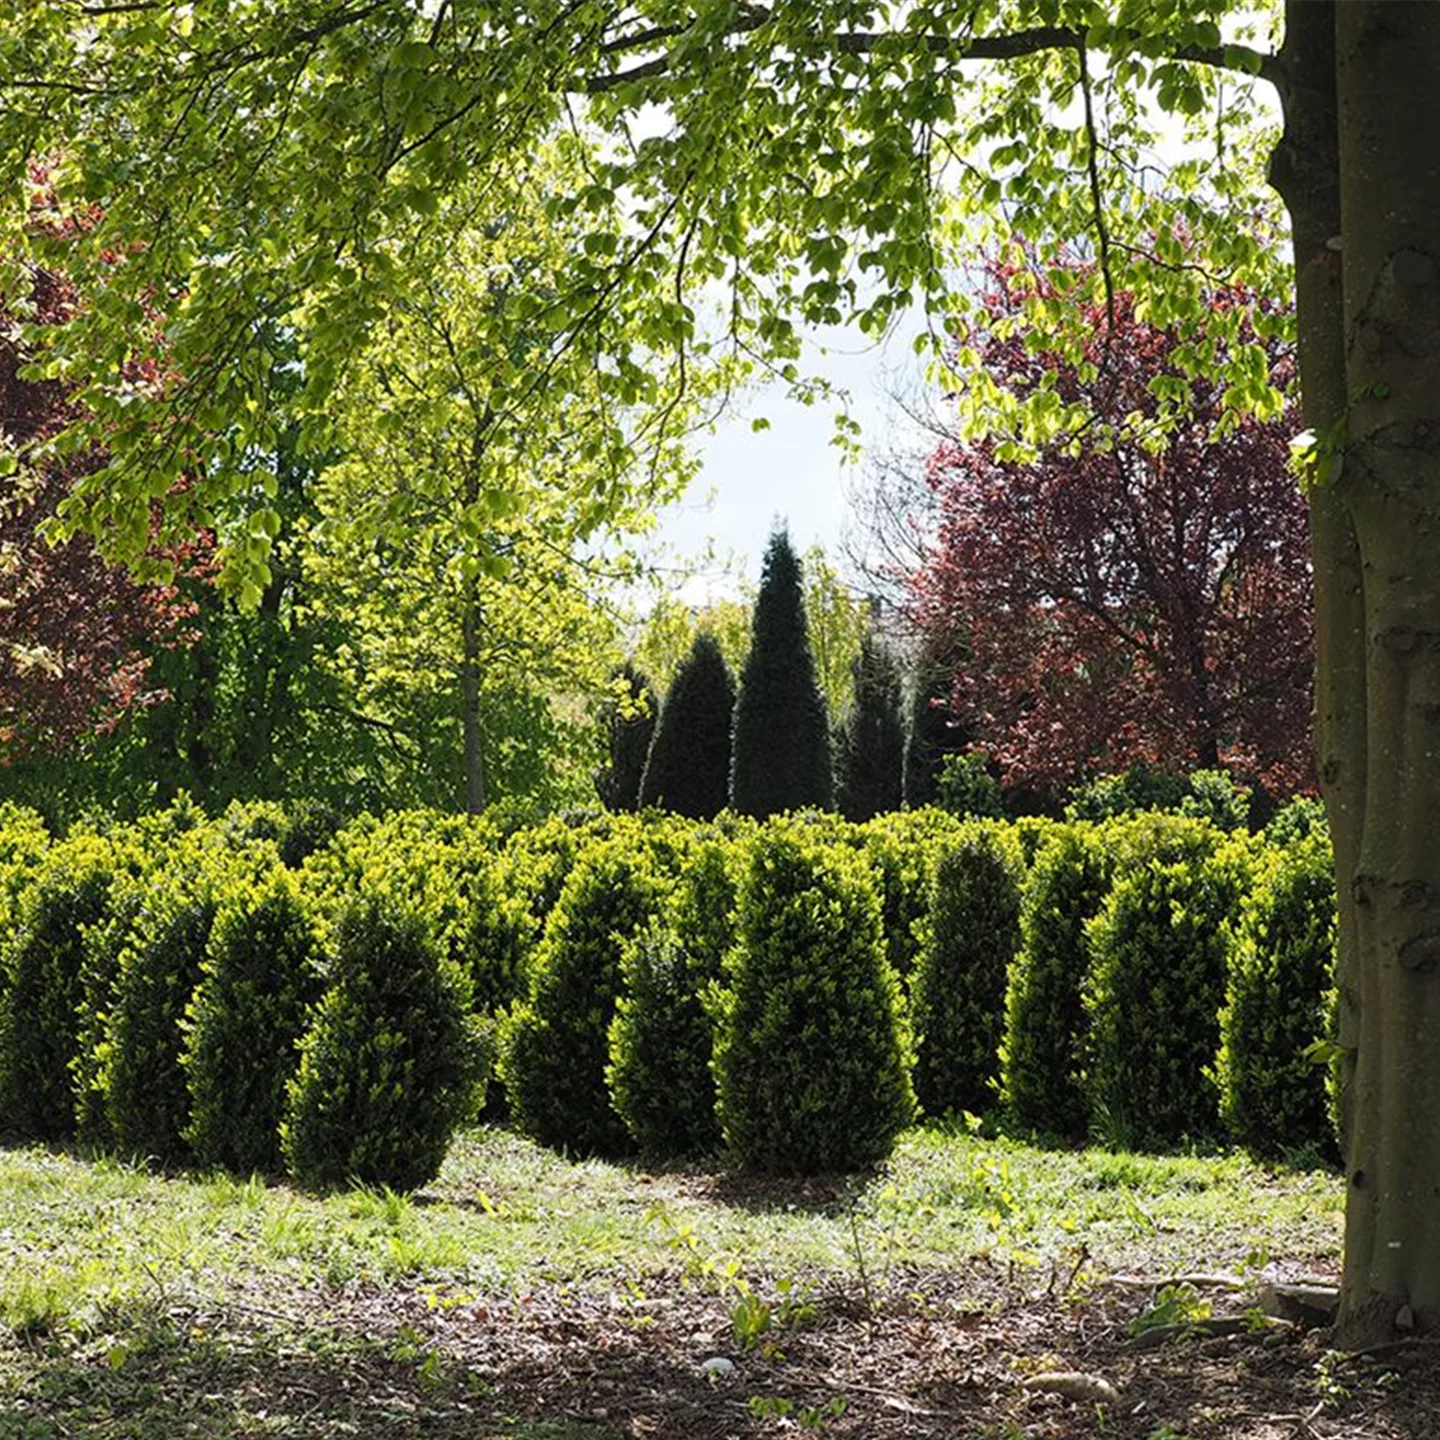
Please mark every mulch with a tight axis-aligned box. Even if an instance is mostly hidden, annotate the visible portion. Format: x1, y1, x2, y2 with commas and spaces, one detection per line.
13, 1260, 1430, 1440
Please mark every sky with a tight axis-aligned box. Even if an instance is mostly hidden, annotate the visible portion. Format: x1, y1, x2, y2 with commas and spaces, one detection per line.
644, 313, 935, 604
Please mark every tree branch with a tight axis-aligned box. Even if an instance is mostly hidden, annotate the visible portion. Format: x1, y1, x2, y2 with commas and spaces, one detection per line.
582, 16, 1281, 95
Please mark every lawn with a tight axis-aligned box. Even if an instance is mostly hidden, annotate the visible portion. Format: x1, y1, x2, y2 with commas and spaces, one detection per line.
0, 1125, 1432, 1439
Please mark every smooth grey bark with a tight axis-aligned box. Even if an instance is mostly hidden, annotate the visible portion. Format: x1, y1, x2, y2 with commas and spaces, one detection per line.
1323, 1, 1440, 1344
1273, 0, 1440, 1345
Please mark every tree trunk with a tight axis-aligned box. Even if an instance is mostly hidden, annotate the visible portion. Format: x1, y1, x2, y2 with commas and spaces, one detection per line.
461, 575, 486, 815
1319, 1, 1440, 1344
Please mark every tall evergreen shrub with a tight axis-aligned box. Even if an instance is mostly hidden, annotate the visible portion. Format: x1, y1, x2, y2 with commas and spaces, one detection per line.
185, 869, 326, 1174
910, 822, 1024, 1118
0, 835, 121, 1142
713, 826, 913, 1172
1084, 820, 1252, 1150
640, 633, 735, 818
835, 631, 905, 821
499, 841, 667, 1156
1001, 824, 1112, 1139
1216, 832, 1337, 1160
283, 894, 485, 1192
902, 646, 966, 809
730, 531, 832, 816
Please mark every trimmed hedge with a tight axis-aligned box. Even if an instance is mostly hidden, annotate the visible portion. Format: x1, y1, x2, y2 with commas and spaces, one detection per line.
909, 822, 1024, 1118
607, 838, 739, 1156
283, 894, 485, 1193
0, 835, 124, 1142
499, 841, 668, 1156
857, 810, 963, 984
185, 869, 326, 1174
1216, 832, 1337, 1160
104, 859, 228, 1165
1084, 820, 1253, 1150
1001, 824, 1111, 1140
72, 877, 147, 1149
714, 825, 913, 1172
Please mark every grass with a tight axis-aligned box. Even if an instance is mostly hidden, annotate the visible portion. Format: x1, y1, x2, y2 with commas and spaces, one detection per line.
0, 1126, 1342, 1330
0, 1125, 1346, 1439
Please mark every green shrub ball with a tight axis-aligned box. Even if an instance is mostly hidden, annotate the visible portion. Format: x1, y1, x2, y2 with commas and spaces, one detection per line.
714, 826, 914, 1173
283, 895, 486, 1193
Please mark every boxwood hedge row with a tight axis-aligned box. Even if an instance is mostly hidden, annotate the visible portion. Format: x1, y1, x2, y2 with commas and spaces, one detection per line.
0, 795, 1342, 1187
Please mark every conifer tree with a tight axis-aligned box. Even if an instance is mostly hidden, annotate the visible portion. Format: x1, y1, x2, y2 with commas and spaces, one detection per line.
903, 642, 967, 809
836, 630, 905, 821
729, 531, 831, 817
594, 662, 657, 812
639, 632, 735, 818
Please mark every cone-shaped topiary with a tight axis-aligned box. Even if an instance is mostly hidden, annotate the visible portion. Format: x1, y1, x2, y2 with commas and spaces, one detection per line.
714, 825, 914, 1172
0, 835, 122, 1142
640, 633, 736, 819
910, 822, 1024, 1118
72, 877, 146, 1150
730, 531, 832, 817
1084, 820, 1252, 1150
283, 893, 485, 1193
1001, 824, 1112, 1140
0, 803, 49, 935
595, 663, 658, 812
857, 810, 963, 984
835, 631, 905, 822
185, 869, 326, 1175
607, 839, 739, 1156
1216, 831, 1337, 1161
902, 643, 967, 809
104, 856, 231, 1166
499, 840, 667, 1156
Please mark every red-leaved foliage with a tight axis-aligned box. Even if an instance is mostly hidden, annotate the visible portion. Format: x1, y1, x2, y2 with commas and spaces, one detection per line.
0, 260, 203, 759
905, 262, 1314, 799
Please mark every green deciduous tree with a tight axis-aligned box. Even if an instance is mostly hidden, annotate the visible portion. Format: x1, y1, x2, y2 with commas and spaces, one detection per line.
730, 532, 832, 816
595, 664, 658, 813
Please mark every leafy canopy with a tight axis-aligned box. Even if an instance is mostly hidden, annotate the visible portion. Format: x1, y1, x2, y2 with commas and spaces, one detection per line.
0, 3, 1287, 598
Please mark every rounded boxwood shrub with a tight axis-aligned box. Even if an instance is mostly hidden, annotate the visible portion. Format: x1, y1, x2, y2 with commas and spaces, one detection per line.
1264, 796, 1328, 847
104, 860, 230, 1165
857, 810, 963, 985
0, 835, 123, 1142
1215, 831, 1337, 1160
1001, 824, 1112, 1141
282, 894, 485, 1193
184, 869, 327, 1175
499, 841, 667, 1157
1083, 822, 1252, 1150
713, 825, 914, 1172
460, 870, 536, 1018
909, 821, 1024, 1119
0, 803, 50, 933
72, 876, 147, 1150
606, 839, 739, 1157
